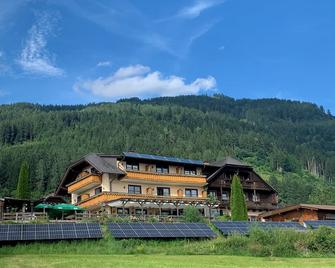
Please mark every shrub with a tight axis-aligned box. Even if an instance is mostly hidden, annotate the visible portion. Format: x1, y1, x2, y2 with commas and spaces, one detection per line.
215, 214, 231, 221
248, 227, 303, 257
183, 206, 203, 222
214, 234, 248, 255
306, 226, 335, 254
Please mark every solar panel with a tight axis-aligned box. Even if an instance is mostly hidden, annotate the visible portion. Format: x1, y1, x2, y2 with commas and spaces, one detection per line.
123, 152, 203, 166
108, 223, 216, 239
304, 220, 335, 229
213, 221, 305, 235
0, 223, 103, 242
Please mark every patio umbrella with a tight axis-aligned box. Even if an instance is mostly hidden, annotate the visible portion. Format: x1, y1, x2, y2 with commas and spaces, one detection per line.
51, 203, 85, 219
52, 203, 85, 211
34, 203, 54, 209
34, 203, 54, 214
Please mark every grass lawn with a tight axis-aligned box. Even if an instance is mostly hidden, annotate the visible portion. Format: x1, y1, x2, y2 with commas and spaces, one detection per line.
0, 254, 334, 268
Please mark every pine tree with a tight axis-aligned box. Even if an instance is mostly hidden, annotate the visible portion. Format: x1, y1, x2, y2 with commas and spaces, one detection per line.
16, 161, 30, 199
230, 174, 248, 221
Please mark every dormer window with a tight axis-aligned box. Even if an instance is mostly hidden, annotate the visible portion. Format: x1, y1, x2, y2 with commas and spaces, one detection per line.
126, 162, 139, 171
184, 167, 196, 175
156, 164, 169, 174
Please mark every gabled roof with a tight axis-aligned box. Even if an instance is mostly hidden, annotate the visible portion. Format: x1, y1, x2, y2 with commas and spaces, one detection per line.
206, 159, 277, 193
122, 151, 204, 166
55, 153, 124, 195
208, 156, 251, 168
260, 204, 335, 218
85, 153, 124, 174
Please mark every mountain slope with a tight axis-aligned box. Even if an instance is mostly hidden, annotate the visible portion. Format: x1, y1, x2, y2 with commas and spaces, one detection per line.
0, 95, 334, 205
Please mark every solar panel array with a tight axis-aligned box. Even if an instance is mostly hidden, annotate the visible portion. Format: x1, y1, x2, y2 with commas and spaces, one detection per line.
213, 221, 305, 235
108, 223, 216, 239
123, 152, 203, 166
213, 221, 250, 235
304, 220, 335, 229
0, 223, 102, 242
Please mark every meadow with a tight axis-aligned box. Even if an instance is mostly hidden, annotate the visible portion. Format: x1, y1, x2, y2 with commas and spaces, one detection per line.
1, 254, 335, 268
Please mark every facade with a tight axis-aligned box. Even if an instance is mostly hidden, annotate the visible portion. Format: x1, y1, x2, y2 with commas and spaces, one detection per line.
259, 204, 335, 223
55, 152, 278, 219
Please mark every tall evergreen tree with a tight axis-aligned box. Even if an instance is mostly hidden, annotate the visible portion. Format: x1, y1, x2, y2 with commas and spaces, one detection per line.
16, 161, 30, 199
230, 174, 248, 221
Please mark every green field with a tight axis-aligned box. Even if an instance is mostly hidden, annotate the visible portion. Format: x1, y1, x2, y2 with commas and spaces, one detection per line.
1, 254, 335, 268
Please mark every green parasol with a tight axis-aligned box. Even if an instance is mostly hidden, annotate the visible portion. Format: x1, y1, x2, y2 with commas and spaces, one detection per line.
52, 203, 85, 211
34, 203, 54, 209
48, 203, 85, 220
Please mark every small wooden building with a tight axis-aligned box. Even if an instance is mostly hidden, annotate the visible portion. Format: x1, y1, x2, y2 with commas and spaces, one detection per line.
259, 204, 335, 223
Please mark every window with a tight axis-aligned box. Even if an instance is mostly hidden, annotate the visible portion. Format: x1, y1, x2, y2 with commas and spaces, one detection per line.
128, 185, 141, 194
77, 195, 82, 203
208, 190, 217, 198
157, 187, 170, 196
95, 187, 102, 195
252, 193, 260, 202
222, 191, 229, 201
185, 189, 198, 197
135, 209, 147, 215
126, 162, 139, 171
117, 208, 129, 214
156, 164, 169, 174
184, 167, 196, 175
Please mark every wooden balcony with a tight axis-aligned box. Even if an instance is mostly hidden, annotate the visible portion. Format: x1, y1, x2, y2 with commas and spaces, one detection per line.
67, 174, 102, 194
77, 192, 209, 209
124, 171, 206, 185
218, 200, 278, 211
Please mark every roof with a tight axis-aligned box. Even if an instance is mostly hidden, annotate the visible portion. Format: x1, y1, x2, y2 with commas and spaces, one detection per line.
260, 204, 335, 218
208, 156, 251, 168
85, 153, 124, 174
122, 151, 204, 166
55, 153, 124, 195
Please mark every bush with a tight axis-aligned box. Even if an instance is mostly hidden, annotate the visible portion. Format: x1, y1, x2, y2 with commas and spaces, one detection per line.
306, 226, 335, 254
215, 214, 231, 221
248, 227, 303, 257
183, 206, 203, 222
214, 234, 248, 255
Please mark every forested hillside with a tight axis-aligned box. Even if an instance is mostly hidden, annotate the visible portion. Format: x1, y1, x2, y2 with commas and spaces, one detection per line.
0, 94, 334, 205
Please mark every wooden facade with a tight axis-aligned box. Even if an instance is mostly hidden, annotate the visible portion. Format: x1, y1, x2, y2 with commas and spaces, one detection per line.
205, 165, 278, 216
259, 204, 335, 223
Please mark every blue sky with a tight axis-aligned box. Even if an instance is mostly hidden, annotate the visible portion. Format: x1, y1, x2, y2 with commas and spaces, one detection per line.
0, 0, 335, 112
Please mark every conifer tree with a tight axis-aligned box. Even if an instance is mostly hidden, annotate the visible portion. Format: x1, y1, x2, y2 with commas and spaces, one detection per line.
230, 174, 248, 221
16, 161, 30, 199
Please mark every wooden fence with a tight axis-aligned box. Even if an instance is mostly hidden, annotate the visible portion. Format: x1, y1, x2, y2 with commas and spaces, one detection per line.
2, 212, 48, 222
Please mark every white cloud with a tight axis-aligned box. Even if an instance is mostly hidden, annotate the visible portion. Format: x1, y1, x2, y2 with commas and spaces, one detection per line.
178, 0, 224, 19
74, 64, 216, 99
18, 12, 64, 76
97, 61, 112, 67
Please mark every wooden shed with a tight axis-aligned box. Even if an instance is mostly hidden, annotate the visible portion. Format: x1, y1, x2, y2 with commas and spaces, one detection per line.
259, 204, 335, 223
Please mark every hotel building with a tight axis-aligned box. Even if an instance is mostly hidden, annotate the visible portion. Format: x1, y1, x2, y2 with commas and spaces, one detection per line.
55, 152, 278, 219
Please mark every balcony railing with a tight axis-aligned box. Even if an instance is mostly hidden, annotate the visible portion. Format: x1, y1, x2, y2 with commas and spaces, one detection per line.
67, 174, 102, 194
125, 171, 206, 185
77, 192, 209, 208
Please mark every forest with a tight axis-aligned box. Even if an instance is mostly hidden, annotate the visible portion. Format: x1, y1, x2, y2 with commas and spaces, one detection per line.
0, 94, 334, 205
